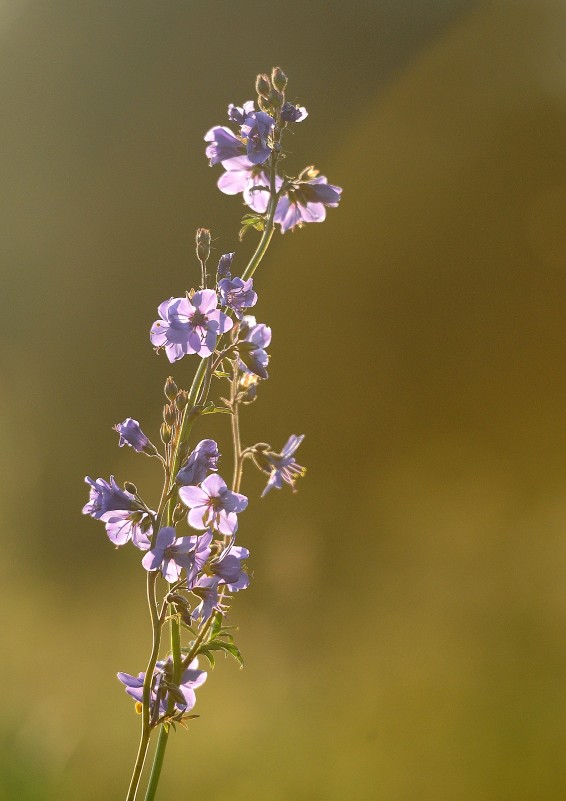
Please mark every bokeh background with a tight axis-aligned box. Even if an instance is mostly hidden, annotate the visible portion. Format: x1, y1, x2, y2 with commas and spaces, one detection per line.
2, 0, 566, 798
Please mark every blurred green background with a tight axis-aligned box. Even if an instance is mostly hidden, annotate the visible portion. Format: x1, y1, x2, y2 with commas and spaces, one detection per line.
2, 0, 566, 798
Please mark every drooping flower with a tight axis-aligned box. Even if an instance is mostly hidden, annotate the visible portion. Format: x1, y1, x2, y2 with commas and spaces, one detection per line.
216, 252, 234, 282
117, 656, 207, 720
190, 576, 222, 623
82, 475, 138, 519
238, 316, 271, 380
227, 100, 255, 126
142, 527, 213, 583
218, 276, 257, 317
204, 126, 245, 167
280, 102, 308, 123
113, 418, 158, 456
274, 171, 342, 233
256, 435, 306, 497
178, 474, 248, 536
211, 545, 250, 591
150, 291, 233, 363
176, 439, 220, 487
240, 110, 274, 165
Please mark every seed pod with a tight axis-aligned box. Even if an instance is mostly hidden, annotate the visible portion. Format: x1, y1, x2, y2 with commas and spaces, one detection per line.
160, 423, 172, 444
164, 376, 178, 401
175, 390, 189, 410
255, 73, 271, 99
195, 228, 211, 265
271, 66, 287, 92
164, 403, 177, 426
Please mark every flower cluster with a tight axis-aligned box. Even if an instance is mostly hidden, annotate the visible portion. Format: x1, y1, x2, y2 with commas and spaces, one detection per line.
82, 68, 338, 799
205, 69, 341, 232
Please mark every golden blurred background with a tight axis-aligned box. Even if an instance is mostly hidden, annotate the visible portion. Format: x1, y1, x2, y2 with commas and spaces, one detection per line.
2, 0, 566, 798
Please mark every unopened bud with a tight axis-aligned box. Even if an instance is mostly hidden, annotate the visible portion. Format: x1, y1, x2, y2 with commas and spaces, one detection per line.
271, 66, 287, 92
124, 481, 138, 495
196, 228, 211, 265
257, 96, 270, 113
255, 73, 271, 99
175, 390, 189, 411
164, 403, 177, 426
164, 376, 178, 401
160, 423, 172, 444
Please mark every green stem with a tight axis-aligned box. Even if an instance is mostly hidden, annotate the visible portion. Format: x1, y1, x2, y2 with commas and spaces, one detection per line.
143, 726, 169, 801
125, 571, 162, 801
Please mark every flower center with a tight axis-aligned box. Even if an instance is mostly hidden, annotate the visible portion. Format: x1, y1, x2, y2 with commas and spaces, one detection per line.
190, 311, 207, 327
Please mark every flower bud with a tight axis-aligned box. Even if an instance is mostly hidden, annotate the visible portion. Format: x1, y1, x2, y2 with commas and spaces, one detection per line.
175, 390, 189, 410
196, 228, 211, 265
164, 376, 178, 401
164, 403, 177, 426
271, 66, 287, 92
255, 73, 271, 99
160, 423, 172, 444
124, 481, 138, 495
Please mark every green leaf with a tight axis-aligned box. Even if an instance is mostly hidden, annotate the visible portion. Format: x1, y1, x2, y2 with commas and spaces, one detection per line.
197, 640, 244, 668
209, 611, 223, 640
198, 649, 216, 669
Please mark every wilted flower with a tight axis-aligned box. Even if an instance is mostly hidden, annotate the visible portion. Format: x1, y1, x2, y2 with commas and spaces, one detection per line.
240, 110, 274, 165
216, 252, 234, 281
256, 435, 306, 497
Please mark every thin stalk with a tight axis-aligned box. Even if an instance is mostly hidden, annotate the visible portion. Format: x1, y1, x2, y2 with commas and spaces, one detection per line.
125, 571, 162, 801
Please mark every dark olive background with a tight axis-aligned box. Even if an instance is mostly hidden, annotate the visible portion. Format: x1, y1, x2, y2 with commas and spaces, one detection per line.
2, 1, 566, 799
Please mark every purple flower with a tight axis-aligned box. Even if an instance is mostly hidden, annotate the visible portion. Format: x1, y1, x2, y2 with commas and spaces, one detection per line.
190, 576, 222, 623
274, 173, 342, 233
227, 100, 255, 126
82, 475, 137, 519
240, 111, 274, 165
281, 102, 308, 123
178, 474, 248, 536
211, 545, 250, 591
150, 291, 233, 363
217, 157, 273, 213
238, 315, 271, 380
176, 439, 220, 487
101, 508, 153, 550
118, 656, 207, 719
260, 435, 306, 497
216, 252, 234, 281
142, 527, 213, 583
218, 276, 257, 317
204, 126, 245, 167
113, 418, 158, 456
